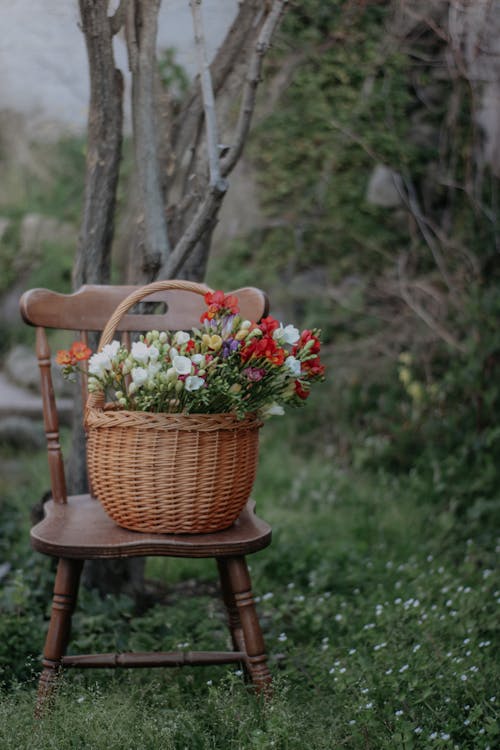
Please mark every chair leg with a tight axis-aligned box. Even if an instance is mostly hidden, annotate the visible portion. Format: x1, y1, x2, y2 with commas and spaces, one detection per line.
35, 557, 83, 718
223, 556, 272, 694
216, 558, 246, 655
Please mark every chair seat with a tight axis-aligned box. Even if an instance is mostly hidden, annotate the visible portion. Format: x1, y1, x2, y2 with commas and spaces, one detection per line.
31, 495, 272, 559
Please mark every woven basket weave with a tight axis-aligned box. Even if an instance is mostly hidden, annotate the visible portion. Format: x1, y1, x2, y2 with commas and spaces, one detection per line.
85, 280, 262, 534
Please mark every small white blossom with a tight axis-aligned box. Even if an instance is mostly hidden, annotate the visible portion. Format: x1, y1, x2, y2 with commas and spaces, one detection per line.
285, 355, 301, 376
131, 367, 148, 387
185, 375, 204, 391
131, 341, 150, 364
262, 403, 285, 417
274, 323, 300, 344
175, 331, 190, 345
172, 355, 192, 375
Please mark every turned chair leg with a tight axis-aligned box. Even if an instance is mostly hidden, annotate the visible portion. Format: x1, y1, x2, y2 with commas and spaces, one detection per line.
222, 556, 272, 694
35, 557, 83, 717
217, 558, 246, 655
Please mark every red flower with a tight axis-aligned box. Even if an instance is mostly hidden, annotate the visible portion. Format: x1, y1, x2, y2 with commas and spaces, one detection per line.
240, 336, 286, 367
185, 339, 195, 352
294, 380, 310, 400
200, 290, 240, 322
259, 316, 280, 336
301, 356, 325, 379
293, 329, 321, 356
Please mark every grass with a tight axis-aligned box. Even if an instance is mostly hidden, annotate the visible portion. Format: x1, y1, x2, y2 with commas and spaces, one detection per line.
0, 417, 498, 749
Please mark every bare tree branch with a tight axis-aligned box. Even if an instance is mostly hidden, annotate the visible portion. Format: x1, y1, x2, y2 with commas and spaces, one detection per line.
109, 0, 127, 36
222, 0, 289, 176
190, 0, 227, 191
161, 183, 227, 279
74, 0, 123, 287
397, 253, 465, 352
126, 0, 170, 280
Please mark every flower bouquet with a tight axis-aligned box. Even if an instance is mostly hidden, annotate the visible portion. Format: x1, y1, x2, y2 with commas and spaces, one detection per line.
58, 280, 324, 534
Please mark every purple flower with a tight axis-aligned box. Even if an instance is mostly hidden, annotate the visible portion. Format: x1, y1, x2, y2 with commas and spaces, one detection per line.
244, 367, 266, 382
222, 338, 240, 358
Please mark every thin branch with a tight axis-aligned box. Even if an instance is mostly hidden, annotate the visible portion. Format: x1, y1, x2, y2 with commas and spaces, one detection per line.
109, 0, 127, 36
190, 0, 226, 191
221, 0, 289, 177
396, 176, 459, 303
160, 183, 227, 279
397, 253, 465, 352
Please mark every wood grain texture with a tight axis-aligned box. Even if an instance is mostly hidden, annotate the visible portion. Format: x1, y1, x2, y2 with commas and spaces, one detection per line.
30, 496, 272, 559
20, 284, 269, 332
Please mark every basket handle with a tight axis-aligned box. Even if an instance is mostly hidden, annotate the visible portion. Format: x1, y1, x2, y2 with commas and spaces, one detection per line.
86, 279, 212, 411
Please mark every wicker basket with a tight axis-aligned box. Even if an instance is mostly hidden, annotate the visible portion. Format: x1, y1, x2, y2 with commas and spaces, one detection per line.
85, 280, 262, 534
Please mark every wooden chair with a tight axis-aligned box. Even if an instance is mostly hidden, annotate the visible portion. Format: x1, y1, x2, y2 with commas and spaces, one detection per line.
19, 282, 272, 716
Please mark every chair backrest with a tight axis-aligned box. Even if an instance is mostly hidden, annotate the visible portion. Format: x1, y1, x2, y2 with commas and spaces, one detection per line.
19, 283, 269, 505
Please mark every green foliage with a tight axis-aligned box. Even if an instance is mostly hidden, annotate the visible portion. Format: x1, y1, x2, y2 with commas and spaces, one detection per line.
0, 424, 498, 747
158, 47, 190, 99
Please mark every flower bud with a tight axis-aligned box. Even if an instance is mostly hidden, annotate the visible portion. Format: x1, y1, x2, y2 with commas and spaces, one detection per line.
229, 383, 242, 394
175, 380, 184, 393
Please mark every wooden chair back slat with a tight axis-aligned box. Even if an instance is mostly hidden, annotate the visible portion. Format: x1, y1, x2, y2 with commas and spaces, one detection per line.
20, 285, 269, 332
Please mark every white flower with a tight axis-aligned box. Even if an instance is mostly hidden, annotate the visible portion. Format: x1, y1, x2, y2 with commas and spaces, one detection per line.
147, 361, 162, 378
131, 341, 150, 364
175, 331, 190, 345
102, 340, 120, 358
285, 356, 301, 376
191, 354, 204, 365
185, 375, 204, 391
172, 355, 192, 375
148, 345, 160, 361
262, 403, 285, 417
131, 367, 148, 386
274, 323, 300, 344
88, 351, 113, 377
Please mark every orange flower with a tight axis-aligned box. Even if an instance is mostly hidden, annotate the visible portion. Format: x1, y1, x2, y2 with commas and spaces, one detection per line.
70, 341, 92, 361
56, 341, 92, 367
200, 290, 240, 322
56, 349, 73, 366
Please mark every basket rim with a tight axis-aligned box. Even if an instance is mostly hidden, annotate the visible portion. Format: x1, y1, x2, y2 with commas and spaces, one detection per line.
85, 405, 263, 432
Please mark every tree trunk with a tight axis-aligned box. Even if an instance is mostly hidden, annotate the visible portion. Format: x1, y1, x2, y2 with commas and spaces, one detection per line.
72, 0, 287, 597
